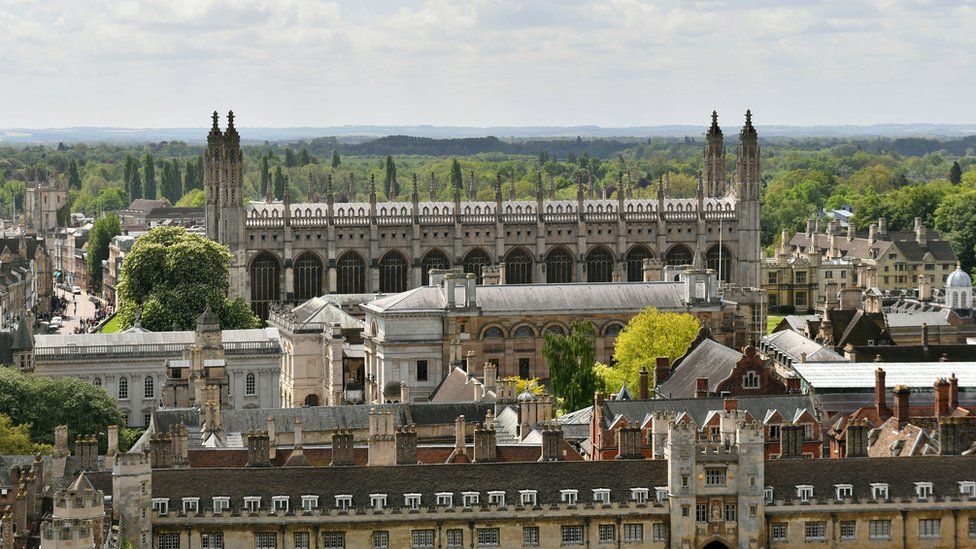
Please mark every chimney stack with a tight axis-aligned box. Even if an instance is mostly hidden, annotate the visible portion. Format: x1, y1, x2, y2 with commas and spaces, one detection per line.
921, 323, 929, 349
266, 416, 277, 460
723, 397, 738, 412
875, 368, 890, 419
473, 422, 497, 463
847, 222, 854, 242
453, 415, 467, 458
893, 385, 910, 428
445, 273, 456, 308
616, 425, 644, 460
638, 368, 649, 400
539, 423, 563, 462
845, 420, 868, 458
868, 223, 877, 244
330, 430, 355, 466
284, 418, 310, 467
245, 431, 271, 467
483, 362, 497, 394
465, 273, 477, 307
395, 425, 418, 465
934, 378, 951, 417
695, 378, 709, 398
949, 373, 959, 409
878, 217, 887, 237
654, 357, 671, 386
400, 382, 410, 404
786, 376, 801, 394
915, 217, 926, 246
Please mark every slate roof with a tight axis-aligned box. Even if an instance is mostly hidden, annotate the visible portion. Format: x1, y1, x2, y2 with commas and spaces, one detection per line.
792, 361, 976, 390
365, 281, 691, 315
34, 328, 281, 356
287, 297, 364, 330
761, 330, 845, 363
765, 455, 976, 503
150, 460, 669, 510
127, 199, 170, 213
788, 230, 957, 263
885, 311, 951, 327
428, 367, 492, 403
850, 344, 976, 363
598, 394, 817, 429
657, 338, 743, 398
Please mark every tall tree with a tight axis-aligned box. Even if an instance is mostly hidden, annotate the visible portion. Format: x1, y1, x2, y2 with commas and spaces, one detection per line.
67, 159, 81, 189
260, 155, 271, 199
183, 159, 196, 194
384, 156, 397, 198
331, 149, 341, 169
142, 153, 156, 199
86, 214, 122, 292
950, 161, 963, 185
284, 148, 297, 168
450, 159, 463, 192
272, 166, 285, 200
298, 148, 311, 167
935, 189, 976, 273
116, 227, 260, 331
542, 320, 600, 412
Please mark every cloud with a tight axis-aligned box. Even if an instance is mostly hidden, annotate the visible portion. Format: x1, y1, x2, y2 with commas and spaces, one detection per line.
0, 0, 974, 127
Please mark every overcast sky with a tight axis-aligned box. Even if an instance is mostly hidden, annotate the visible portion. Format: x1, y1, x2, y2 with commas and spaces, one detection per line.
2, 0, 975, 128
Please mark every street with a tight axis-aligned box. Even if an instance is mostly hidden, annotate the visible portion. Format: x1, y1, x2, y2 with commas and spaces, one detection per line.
52, 286, 101, 334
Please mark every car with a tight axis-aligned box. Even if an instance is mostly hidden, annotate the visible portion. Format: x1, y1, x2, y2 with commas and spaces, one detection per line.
71, 286, 81, 295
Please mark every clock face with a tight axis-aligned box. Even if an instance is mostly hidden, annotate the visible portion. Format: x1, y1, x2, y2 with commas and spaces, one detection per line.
698, 473, 705, 480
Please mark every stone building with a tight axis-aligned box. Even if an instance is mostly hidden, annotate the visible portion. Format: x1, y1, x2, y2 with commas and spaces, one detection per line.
31, 311, 281, 427
102, 234, 135, 307
81, 410, 976, 549
23, 173, 68, 235
762, 228, 858, 312
203, 111, 762, 320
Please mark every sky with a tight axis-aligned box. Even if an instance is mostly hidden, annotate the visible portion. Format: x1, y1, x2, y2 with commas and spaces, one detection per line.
2, 0, 976, 128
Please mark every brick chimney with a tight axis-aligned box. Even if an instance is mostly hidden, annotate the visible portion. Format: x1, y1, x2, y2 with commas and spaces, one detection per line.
786, 376, 801, 394
539, 423, 563, 462
935, 378, 951, 417
845, 420, 868, 458
395, 425, 418, 465
893, 385, 910, 428
949, 373, 959, 409
875, 368, 890, 419
638, 368, 649, 400
473, 423, 497, 463
654, 357, 671, 386
723, 398, 738, 412
695, 378, 709, 398
330, 430, 355, 466
616, 425, 644, 460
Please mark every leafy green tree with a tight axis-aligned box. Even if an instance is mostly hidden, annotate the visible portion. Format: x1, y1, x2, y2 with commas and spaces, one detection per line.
609, 307, 699, 390
86, 214, 122, 291
116, 227, 261, 331
142, 153, 156, 199
272, 165, 285, 200
298, 148, 311, 167
285, 148, 297, 168
175, 188, 205, 207
260, 155, 271, 198
93, 188, 127, 214
542, 319, 600, 412
0, 414, 53, 455
935, 189, 976, 273
950, 161, 963, 185
123, 155, 142, 201
67, 159, 82, 189
331, 149, 341, 169
450, 159, 463, 192
183, 159, 196, 194
0, 368, 124, 451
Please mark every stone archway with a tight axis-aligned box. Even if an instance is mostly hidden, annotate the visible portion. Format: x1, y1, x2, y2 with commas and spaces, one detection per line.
701, 539, 731, 549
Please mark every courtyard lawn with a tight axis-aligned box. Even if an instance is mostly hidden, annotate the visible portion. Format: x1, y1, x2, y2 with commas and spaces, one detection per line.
766, 315, 784, 334
100, 315, 122, 333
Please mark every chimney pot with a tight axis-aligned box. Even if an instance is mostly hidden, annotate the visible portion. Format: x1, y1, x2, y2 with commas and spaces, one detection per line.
638, 368, 649, 400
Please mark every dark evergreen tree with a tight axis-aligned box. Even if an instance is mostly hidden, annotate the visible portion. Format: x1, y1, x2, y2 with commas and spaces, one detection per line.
450, 159, 463, 191
273, 166, 285, 200
123, 155, 134, 198
298, 148, 311, 167
384, 156, 397, 198
331, 149, 341, 169
67, 159, 81, 189
183, 159, 196, 194
260, 155, 271, 199
950, 161, 963, 185
285, 148, 297, 168
142, 153, 156, 199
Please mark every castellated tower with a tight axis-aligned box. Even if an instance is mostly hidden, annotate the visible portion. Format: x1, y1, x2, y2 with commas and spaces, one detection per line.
665, 412, 766, 548
112, 452, 152, 548
703, 110, 726, 198
735, 110, 761, 288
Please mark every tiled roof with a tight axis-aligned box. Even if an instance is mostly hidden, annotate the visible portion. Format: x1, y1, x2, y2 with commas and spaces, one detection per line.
598, 394, 817, 429
657, 338, 743, 398
792, 361, 976, 390
761, 330, 844, 363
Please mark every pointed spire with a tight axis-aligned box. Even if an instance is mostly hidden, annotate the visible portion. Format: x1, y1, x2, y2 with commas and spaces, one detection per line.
283, 175, 291, 205
740, 109, 757, 139
224, 110, 240, 142
208, 111, 222, 142
495, 172, 503, 203
326, 173, 334, 202
707, 110, 722, 137
411, 173, 419, 203
369, 173, 377, 198
307, 172, 314, 202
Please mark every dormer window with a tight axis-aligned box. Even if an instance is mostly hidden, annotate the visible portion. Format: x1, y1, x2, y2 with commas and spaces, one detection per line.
835, 484, 853, 500
487, 491, 505, 507
654, 487, 667, 503
301, 495, 318, 512
272, 496, 289, 513
212, 497, 230, 513
630, 488, 649, 504
764, 487, 774, 504
742, 371, 760, 389
560, 489, 578, 505
181, 497, 199, 514
436, 492, 453, 507
151, 498, 169, 515
519, 490, 537, 507
796, 485, 814, 502
370, 494, 387, 511
959, 481, 976, 498
404, 493, 422, 510
915, 482, 933, 499
461, 492, 479, 508
871, 483, 889, 500
592, 489, 610, 505
335, 495, 352, 511
244, 497, 261, 513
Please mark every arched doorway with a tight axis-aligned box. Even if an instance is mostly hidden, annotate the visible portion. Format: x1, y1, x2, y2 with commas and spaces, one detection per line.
586, 245, 614, 282
336, 251, 366, 294
505, 247, 533, 284
249, 252, 281, 320
304, 394, 320, 406
421, 249, 451, 286
545, 246, 574, 283
702, 540, 731, 549
379, 250, 409, 293
293, 252, 323, 302
462, 248, 492, 283
665, 244, 694, 266
706, 244, 733, 283
625, 245, 653, 282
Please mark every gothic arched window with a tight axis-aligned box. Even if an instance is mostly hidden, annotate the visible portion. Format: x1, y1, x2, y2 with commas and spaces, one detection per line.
462, 248, 492, 284
250, 252, 281, 320
505, 248, 533, 284
545, 247, 574, 284
625, 245, 653, 282
293, 252, 324, 301
336, 252, 366, 294
379, 250, 409, 293
707, 244, 733, 283
421, 249, 451, 286
586, 246, 614, 282
665, 244, 693, 266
